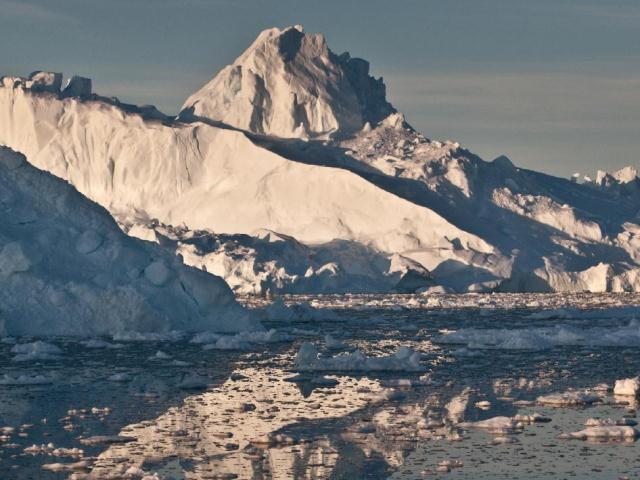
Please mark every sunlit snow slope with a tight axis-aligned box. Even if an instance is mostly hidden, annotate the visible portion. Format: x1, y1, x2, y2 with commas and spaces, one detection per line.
1, 26, 640, 293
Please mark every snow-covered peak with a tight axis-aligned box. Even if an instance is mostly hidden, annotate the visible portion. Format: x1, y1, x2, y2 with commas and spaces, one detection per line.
180, 25, 395, 139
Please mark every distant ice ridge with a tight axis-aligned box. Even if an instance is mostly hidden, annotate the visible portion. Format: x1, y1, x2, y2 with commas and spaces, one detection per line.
438, 318, 640, 350
0, 147, 258, 337
1, 25, 640, 294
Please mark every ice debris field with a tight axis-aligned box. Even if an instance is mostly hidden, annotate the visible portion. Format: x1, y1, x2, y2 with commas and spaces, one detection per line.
0, 293, 639, 479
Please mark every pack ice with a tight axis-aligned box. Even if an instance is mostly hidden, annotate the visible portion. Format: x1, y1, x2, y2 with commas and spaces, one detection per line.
1, 26, 640, 294
0, 147, 256, 336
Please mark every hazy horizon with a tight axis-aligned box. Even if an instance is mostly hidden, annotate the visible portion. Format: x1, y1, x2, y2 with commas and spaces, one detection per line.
2, 0, 638, 177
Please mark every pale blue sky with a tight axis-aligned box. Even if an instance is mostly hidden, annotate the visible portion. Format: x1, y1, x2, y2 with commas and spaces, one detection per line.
1, 0, 638, 177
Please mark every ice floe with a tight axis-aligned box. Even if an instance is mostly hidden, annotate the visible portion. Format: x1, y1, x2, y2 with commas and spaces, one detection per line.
537, 390, 602, 407
294, 343, 424, 372
438, 320, 640, 350
561, 426, 639, 440
614, 377, 640, 396
11, 341, 62, 362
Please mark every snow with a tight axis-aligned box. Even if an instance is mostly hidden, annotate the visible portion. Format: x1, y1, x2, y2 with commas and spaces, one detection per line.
0, 147, 259, 337
294, 343, 424, 372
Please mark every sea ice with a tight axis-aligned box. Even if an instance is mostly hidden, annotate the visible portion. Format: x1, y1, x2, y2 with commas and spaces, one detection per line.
294, 343, 424, 372
0, 374, 54, 385
459, 416, 525, 434
11, 341, 62, 362
0, 147, 259, 337
613, 377, 640, 396
562, 426, 639, 440
438, 320, 640, 350
537, 390, 601, 407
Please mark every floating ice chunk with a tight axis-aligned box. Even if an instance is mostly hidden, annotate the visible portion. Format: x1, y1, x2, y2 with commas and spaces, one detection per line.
562, 426, 639, 440
324, 334, 347, 350
149, 350, 171, 360
460, 416, 523, 434
514, 413, 551, 424
452, 347, 484, 357
438, 320, 640, 350
198, 329, 290, 350
25, 443, 83, 457
585, 417, 637, 427
190, 331, 221, 344
11, 341, 62, 362
203, 336, 250, 350
537, 390, 601, 407
24, 443, 55, 455
439, 328, 553, 350
294, 343, 424, 372
491, 436, 519, 445
435, 460, 463, 473
614, 377, 640, 397
81, 339, 121, 349
446, 389, 470, 423
169, 359, 190, 367
41, 460, 90, 472
108, 372, 131, 382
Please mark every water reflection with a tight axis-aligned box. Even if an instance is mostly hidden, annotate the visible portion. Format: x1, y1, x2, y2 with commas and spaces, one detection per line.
89, 367, 388, 479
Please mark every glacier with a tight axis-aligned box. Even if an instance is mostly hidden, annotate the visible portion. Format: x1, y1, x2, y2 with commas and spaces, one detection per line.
0, 146, 257, 336
1, 25, 639, 294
